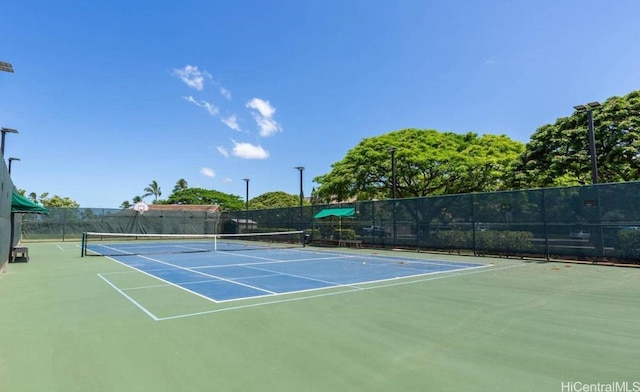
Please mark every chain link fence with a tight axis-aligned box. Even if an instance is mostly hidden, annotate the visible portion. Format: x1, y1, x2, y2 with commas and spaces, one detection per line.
18, 182, 640, 264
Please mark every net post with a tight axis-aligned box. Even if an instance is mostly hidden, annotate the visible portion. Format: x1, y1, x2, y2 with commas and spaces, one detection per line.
81, 232, 86, 257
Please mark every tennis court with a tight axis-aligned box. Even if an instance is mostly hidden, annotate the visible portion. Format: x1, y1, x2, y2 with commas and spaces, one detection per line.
1, 241, 639, 392
87, 236, 485, 320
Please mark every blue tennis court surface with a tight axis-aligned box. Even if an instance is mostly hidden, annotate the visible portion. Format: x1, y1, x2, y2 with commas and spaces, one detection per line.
96, 246, 487, 303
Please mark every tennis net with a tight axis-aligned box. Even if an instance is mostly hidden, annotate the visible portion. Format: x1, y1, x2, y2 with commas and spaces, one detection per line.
81, 230, 306, 257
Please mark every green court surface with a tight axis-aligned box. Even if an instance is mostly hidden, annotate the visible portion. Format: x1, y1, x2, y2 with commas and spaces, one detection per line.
1, 242, 638, 392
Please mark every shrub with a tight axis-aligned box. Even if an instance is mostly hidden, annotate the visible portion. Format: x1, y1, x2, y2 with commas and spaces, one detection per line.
333, 229, 356, 240
617, 230, 640, 259
305, 228, 321, 241
475, 230, 533, 255
435, 230, 471, 252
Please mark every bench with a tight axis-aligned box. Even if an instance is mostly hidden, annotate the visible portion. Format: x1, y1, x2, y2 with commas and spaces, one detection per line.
338, 239, 363, 248
11, 246, 29, 263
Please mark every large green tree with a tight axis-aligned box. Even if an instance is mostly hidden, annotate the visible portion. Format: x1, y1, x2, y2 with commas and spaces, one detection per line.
161, 187, 244, 210
38, 193, 80, 208
313, 128, 524, 202
18, 189, 79, 208
249, 191, 308, 209
508, 90, 640, 188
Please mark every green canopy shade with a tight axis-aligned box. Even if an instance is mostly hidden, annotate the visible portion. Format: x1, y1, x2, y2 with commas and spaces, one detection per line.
313, 207, 355, 219
11, 192, 49, 214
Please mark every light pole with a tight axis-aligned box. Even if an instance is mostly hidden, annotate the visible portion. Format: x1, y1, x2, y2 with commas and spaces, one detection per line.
1, 127, 19, 157
294, 166, 304, 207
573, 102, 601, 184
388, 147, 397, 199
388, 147, 397, 246
8, 157, 20, 174
242, 178, 249, 231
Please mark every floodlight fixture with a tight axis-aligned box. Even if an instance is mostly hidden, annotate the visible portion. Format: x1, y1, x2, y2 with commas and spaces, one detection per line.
0, 61, 14, 73
1, 127, 19, 156
573, 105, 588, 112
8, 157, 20, 174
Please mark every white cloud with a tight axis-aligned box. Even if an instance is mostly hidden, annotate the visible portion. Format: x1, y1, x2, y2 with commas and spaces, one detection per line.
246, 98, 276, 117
232, 140, 269, 159
484, 58, 496, 66
200, 167, 216, 177
216, 146, 229, 157
221, 114, 241, 131
183, 96, 219, 117
219, 87, 232, 100
253, 115, 279, 137
246, 97, 281, 137
201, 101, 219, 117
173, 65, 211, 91
223, 177, 232, 184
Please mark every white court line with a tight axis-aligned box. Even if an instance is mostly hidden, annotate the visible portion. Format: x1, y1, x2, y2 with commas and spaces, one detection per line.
190, 254, 357, 269
98, 273, 160, 321
241, 263, 363, 291
134, 254, 278, 295
102, 253, 279, 301
98, 248, 506, 321
100, 258, 486, 321
156, 262, 524, 321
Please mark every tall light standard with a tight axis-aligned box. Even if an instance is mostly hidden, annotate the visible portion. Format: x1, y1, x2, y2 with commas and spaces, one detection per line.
294, 166, 304, 207
574, 101, 604, 260
387, 147, 397, 199
242, 178, 250, 231
294, 166, 305, 232
1, 127, 19, 157
387, 147, 397, 246
573, 102, 601, 184
8, 157, 20, 174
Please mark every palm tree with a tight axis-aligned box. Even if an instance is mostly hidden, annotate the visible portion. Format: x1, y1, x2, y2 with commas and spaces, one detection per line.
132, 196, 143, 204
120, 200, 131, 209
173, 178, 188, 193
28, 192, 37, 202
143, 180, 162, 203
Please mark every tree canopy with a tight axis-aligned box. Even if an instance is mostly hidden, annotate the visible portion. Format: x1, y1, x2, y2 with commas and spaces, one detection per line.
38, 193, 80, 208
507, 90, 640, 188
249, 191, 308, 209
16, 190, 79, 208
160, 187, 244, 210
313, 128, 524, 202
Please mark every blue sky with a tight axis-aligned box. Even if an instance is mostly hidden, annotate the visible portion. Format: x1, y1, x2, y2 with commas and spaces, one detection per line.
1, 0, 639, 208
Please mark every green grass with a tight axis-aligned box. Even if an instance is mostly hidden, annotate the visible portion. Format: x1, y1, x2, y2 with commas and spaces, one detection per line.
1, 242, 639, 391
